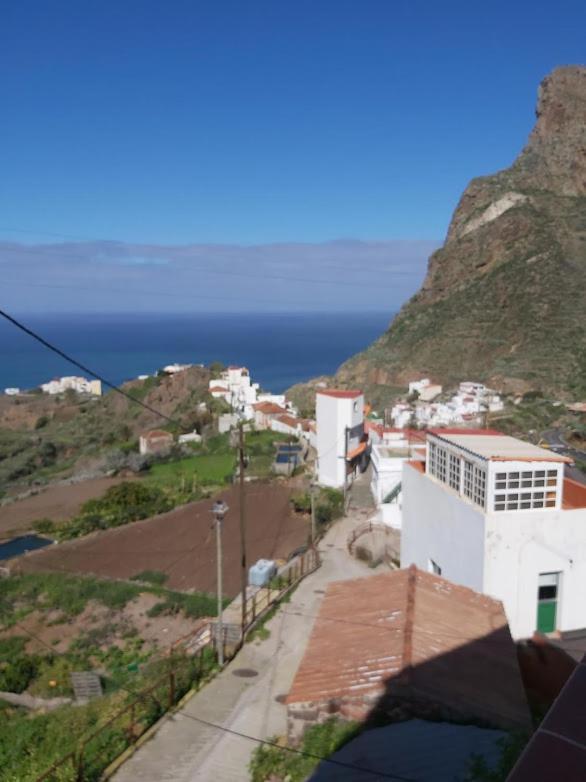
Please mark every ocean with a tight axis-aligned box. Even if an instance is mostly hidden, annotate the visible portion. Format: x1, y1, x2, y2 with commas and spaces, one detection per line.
0, 312, 391, 394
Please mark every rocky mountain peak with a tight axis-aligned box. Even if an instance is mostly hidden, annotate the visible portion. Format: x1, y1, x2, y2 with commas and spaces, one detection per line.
519, 65, 586, 196
289, 66, 586, 404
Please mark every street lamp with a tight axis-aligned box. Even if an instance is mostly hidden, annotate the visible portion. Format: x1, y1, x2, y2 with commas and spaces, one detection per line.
211, 499, 229, 665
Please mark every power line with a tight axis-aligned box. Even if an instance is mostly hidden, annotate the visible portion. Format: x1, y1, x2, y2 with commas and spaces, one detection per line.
7, 619, 416, 782
0, 307, 183, 428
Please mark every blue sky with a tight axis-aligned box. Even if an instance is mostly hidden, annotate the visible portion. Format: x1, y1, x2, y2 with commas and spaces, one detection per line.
1, 0, 585, 311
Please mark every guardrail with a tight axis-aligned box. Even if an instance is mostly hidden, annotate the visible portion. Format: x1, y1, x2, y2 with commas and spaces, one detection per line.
35, 647, 214, 782
347, 519, 390, 555
35, 547, 321, 781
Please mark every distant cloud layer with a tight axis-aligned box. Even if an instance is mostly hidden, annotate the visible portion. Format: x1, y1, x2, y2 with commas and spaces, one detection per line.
1, 239, 440, 314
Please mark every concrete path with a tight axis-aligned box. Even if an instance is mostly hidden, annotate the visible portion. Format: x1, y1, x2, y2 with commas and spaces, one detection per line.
112, 482, 378, 782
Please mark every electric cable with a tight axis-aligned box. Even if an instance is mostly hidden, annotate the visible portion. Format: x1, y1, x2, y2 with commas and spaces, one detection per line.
6, 620, 418, 781
0, 307, 184, 428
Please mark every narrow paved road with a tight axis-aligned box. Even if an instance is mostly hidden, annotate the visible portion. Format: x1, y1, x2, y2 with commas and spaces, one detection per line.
541, 428, 586, 484
113, 479, 378, 782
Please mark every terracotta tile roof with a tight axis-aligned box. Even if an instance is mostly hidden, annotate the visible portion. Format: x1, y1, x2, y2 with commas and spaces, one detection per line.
209, 386, 229, 393
562, 477, 586, 510
142, 429, 173, 441
254, 402, 288, 415
428, 427, 504, 436
316, 389, 363, 399
506, 655, 586, 781
287, 566, 530, 729
276, 414, 300, 428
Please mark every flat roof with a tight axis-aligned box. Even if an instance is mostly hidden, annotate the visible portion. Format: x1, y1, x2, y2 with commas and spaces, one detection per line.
374, 445, 411, 459
431, 432, 572, 463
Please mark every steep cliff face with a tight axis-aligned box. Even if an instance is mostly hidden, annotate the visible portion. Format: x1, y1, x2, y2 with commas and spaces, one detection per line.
331, 66, 586, 402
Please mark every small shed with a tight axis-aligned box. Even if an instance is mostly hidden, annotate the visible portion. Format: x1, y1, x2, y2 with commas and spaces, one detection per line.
139, 429, 174, 455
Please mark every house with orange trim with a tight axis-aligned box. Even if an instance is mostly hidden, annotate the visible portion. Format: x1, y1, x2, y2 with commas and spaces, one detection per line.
401, 430, 586, 640
316, 389, 367, 488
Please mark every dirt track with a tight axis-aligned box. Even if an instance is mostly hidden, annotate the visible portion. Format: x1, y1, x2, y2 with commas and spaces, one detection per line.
0, 476, 137, 538
14, 483, 309, 597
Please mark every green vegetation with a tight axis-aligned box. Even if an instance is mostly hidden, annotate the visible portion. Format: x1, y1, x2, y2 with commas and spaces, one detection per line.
145, 590, 225, 619
0, 648, 219, 782
130, 570, 169, 586
291, 487, 344, 527
466, 732, 529, 781
54, 482, 173, 540
0, 367, 212, 493
249, 718, 360, 782
0, 572, 218, 629
146, 452, 235, 489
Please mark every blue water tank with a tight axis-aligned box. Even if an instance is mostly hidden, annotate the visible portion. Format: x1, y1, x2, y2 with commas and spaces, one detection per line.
248, 558, 277, 587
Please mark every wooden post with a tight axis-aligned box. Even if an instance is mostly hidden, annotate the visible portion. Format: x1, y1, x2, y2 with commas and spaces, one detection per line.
169, 670, 175, 709
75, 749, 84, 782
238, 423, 248, 638
129, 703, 136, 743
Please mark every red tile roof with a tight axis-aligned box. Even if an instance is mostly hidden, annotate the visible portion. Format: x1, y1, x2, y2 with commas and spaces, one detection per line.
506, 655, 586, 781
276, 414, 300, 429
562, 477, 586, 510
209, 386, 229, 393
287, 566, 529, 729
142, 429, 173, 441
254, 402, 288, 415
428, 427, 503, 435
316, 389, 363, 399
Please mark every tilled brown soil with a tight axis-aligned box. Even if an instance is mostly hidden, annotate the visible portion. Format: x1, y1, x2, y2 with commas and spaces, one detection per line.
0, 476, 137, 538
14, 483, 309, 597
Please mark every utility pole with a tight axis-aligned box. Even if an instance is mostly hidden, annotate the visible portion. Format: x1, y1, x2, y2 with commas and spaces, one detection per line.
310, 484, 317, 547
238, 422, 248, 637
211, 500, 228, 666
343, 426, 349, 515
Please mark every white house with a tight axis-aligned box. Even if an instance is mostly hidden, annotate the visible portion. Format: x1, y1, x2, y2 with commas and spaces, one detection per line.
401, 429, 586, 640
253, 402, 288, 430
408, 378, 443, 402
208, 366, 260, 419
368, 427, 426, 528
178, 431, 202, 445
4, 388, 20, 396
163, 363, 192, 374
40, 376, 102, 396
316, 389, 365, 488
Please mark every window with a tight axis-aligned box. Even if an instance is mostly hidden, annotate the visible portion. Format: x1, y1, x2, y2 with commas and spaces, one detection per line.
436, 447, 447, 483
429, 559, 442, 576
472, 465, 486, 508
449, 453, 460, 491
463, 460, 474, 499
493, 469, 559, 511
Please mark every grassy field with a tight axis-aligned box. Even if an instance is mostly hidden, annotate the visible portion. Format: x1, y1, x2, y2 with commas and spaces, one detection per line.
146, 452, 235, 489
0, 569, 223, 781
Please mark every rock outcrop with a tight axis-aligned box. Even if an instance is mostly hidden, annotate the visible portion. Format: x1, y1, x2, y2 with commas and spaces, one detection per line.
294, 66, 586, 405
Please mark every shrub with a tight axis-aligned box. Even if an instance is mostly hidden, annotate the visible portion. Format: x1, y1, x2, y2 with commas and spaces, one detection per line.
291, 492, 311, 513
0, 655, 39, 693
315, 487, 344, 525
249, 719, 360, 782
32, 517, 56, 535
34, 415, 49, 430
130, 570, 168, 586
57, 482, 172, 540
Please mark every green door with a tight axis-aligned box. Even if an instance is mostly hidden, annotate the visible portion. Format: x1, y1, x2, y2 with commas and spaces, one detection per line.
537, 573, 560, 634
